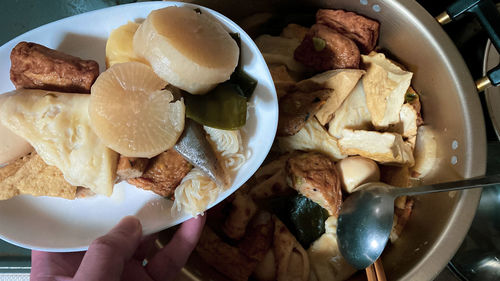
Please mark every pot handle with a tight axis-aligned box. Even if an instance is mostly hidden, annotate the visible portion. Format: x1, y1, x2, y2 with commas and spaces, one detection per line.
437, 0, 500, 91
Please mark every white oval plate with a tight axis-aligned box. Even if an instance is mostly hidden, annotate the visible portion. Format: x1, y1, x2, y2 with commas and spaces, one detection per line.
0, 1, 278, 251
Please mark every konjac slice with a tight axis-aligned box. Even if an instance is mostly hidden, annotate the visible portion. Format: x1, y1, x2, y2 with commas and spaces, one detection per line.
133, 6, 239, 95
89, 62, 185, 158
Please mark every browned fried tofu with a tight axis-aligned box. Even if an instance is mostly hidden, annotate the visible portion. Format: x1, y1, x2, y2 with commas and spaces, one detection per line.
280, 23, 309, 41
196, 227, 258, 281
272, 216, 310, 281
0, 153, 30, 199
317, 9, 380, 54
127, 149, 192, 198
75, 187, 96, 199
286, 152, 343, 217
277, 90, 330, 136
0, 153, 77, 200
238, 212, 274, 262
116, 155, 149, 181
406, 86, 423, 126
294, 24, 360, 71
223, 192, 258, 240
390, 197, 414, 242
380, 165, 411, 188
10, 42, 99, 93
269, 65, 296, 99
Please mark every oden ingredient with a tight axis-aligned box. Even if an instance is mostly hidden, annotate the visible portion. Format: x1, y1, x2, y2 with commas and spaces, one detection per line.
335, 156, 380, 193
10, 42, 99, 93
133, 6, 239, 94
127, 149, 192, 198
105, 21, 149, 67
0, 122, 32, 165
0, 153, 77, 200
0, 89, 118, 196
294, 24, 360, 71
286, 152, 343, 217
89, 62, 185, 158
316, 9, 380, 54
0, 93, 32, 165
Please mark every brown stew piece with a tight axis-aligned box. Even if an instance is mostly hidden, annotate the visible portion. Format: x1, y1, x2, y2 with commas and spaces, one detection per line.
196, 227, 258, 281
0, 152, 77, 200
269, 65, 296, 99
223, 192, 258, 240
116, 155, 149, 181
277, 89, 330, 136
406, 86, 424, 126
294, 24, 360, 71
238, 212, 274, 262
316, 9, 380, 54
10, 42, 99, 93
127, 149, 192, 198
391, 197, 414, 241
286, 152, 343, 217
272, 216, 310, 281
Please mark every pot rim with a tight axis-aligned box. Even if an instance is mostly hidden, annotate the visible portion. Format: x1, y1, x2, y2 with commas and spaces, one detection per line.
376, 1, 485, 280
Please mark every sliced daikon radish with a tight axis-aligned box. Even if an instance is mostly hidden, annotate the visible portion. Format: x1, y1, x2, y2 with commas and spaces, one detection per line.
89, 62, 185, 158
133, 6, 239, 94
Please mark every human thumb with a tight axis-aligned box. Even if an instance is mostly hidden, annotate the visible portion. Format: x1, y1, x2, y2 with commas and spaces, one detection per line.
73, 216, 142, 281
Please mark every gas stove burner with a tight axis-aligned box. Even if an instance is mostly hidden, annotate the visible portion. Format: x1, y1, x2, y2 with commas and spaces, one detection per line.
449, 183, 500, 281
484, 39, 500, 140
449, 15, 500, 279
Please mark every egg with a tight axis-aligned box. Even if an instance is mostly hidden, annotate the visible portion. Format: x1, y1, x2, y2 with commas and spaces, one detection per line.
335, 156, 380, 193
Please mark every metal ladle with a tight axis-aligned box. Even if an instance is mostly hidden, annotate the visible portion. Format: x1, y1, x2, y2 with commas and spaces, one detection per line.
336, 175, 500, 270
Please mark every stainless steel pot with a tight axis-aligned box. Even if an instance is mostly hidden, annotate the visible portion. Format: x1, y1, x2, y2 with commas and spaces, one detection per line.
485, 30, 500, 139
174, 0, 488, 280
446, 6, 500, 280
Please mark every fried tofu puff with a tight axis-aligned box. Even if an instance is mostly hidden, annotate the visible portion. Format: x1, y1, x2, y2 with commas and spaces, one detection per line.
223, 192, 258, 240
272, 216, 310, 281
196, 227, 258, 281
10, 42, 99, 93
127, 149, 192, 198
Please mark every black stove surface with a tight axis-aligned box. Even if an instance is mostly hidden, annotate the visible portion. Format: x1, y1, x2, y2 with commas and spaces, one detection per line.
417, 2, 500, 280
417, 0, 500, 141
